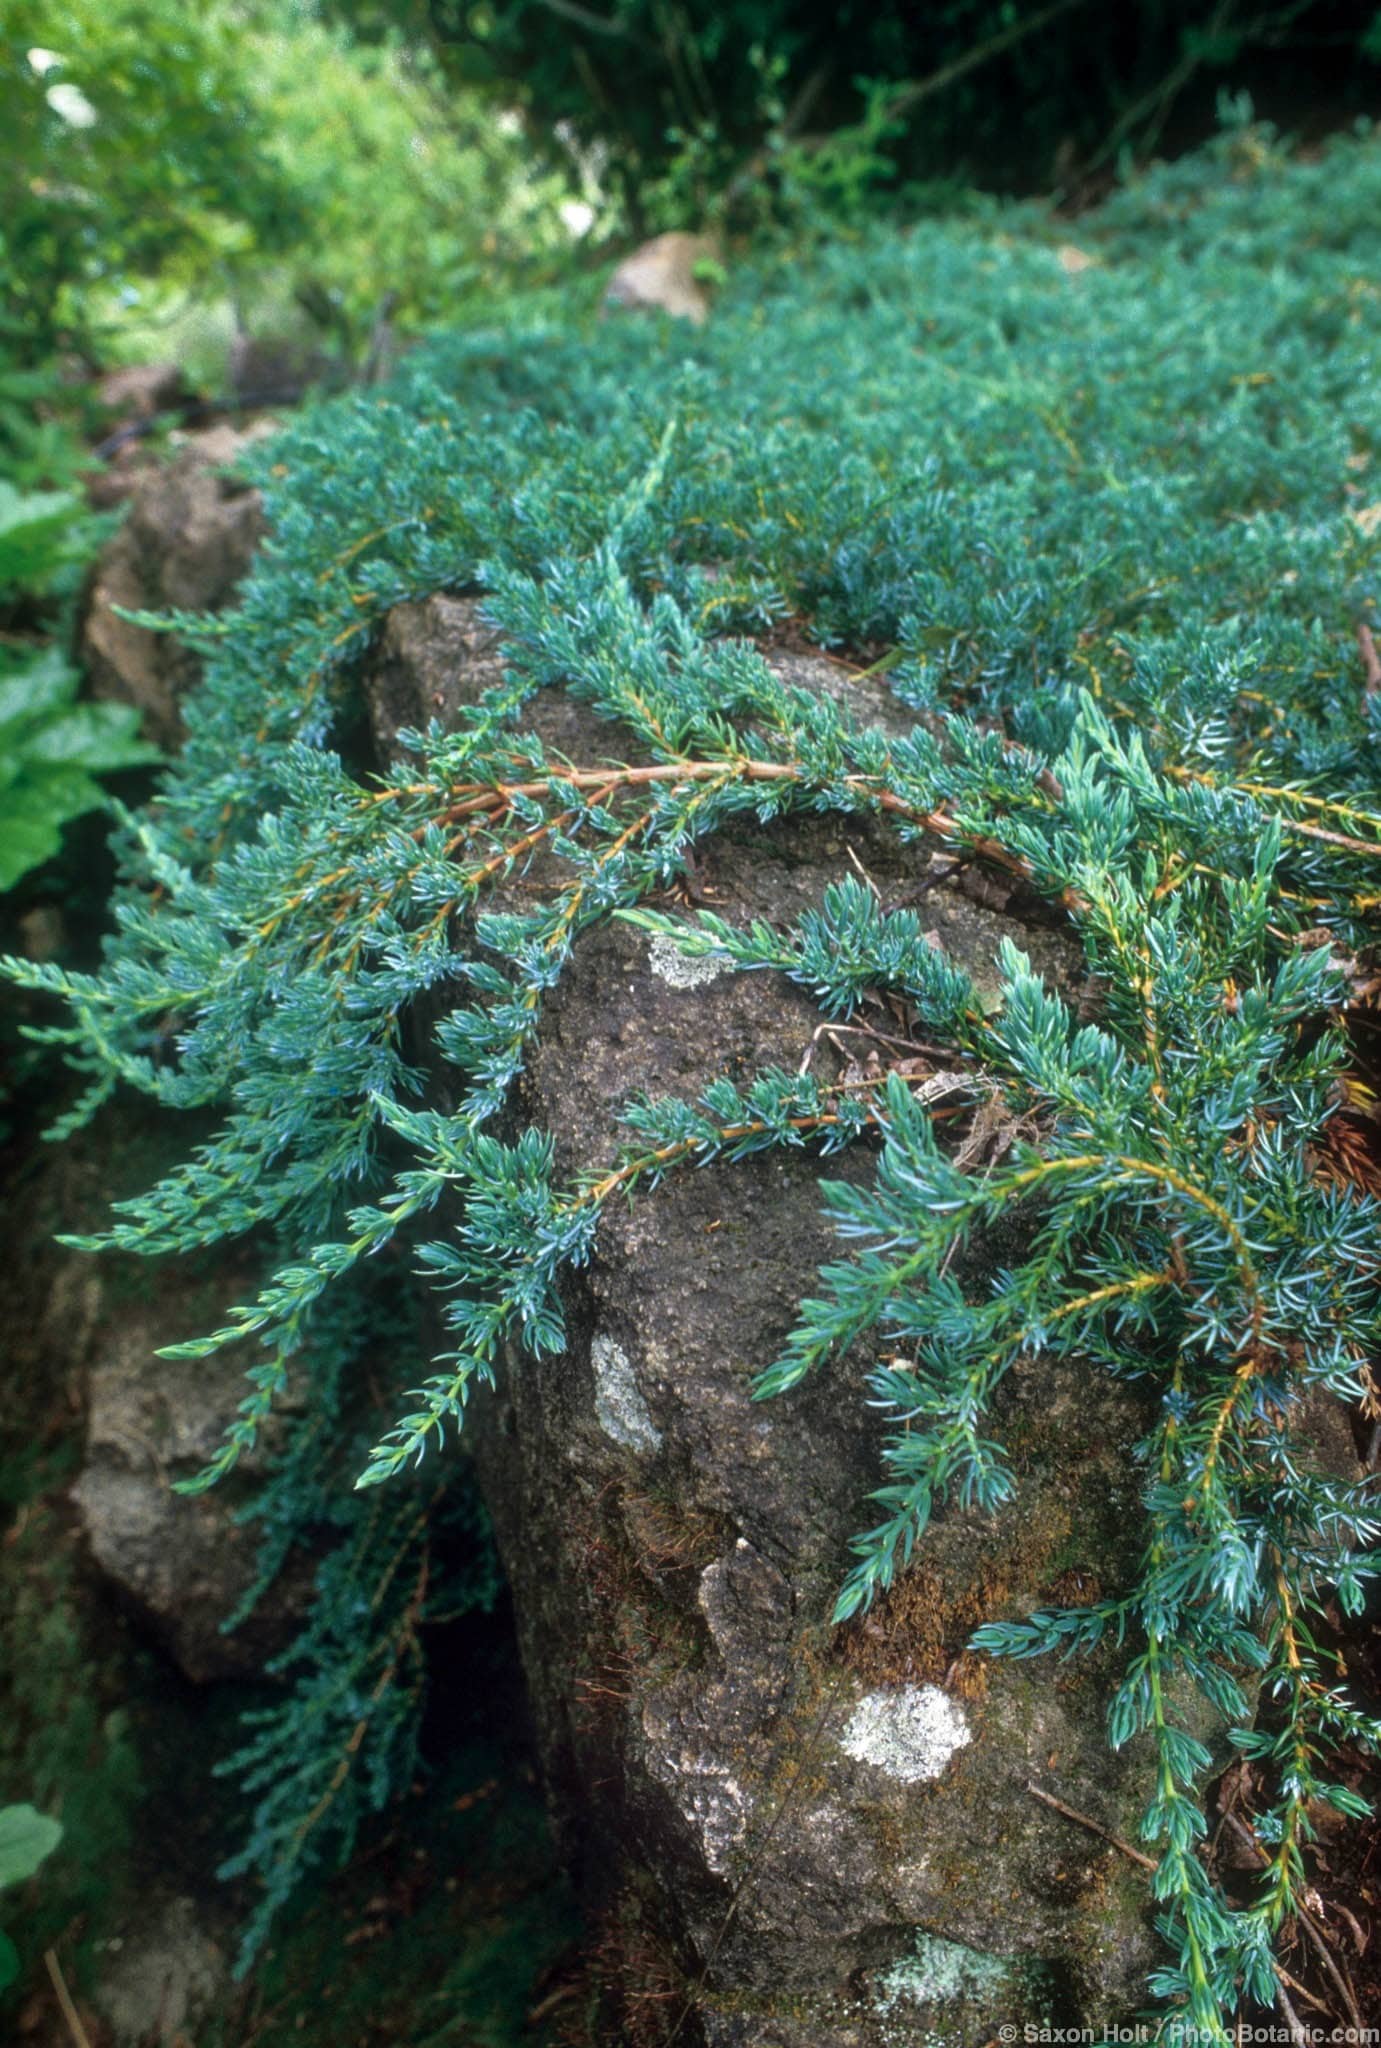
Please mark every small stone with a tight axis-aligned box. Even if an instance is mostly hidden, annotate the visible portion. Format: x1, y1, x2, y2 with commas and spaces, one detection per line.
94, 1894, 225, 2046
604, 232, 719, 325
18, 905, 65, 961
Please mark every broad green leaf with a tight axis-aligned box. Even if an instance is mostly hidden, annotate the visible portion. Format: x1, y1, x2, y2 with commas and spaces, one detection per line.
0, 1806, 63, 1890
0, 1928, 19, 1993
0, 485, 79, 595
0, 643, 161, 889
0, 648, 79, 735
0, 769, 104, 890
23, 702, 161, 772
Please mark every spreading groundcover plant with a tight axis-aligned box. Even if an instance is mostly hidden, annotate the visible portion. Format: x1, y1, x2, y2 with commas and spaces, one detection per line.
7, 119, 1381, 2034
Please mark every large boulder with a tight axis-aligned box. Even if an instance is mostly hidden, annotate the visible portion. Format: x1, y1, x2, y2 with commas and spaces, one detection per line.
363, 596, 1177, 2042
80, 422, 274, 750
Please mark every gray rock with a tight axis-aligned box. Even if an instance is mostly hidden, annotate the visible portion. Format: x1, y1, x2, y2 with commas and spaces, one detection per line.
364, 592, 510, 759
361, 595, 1179, 2039
0, 1099, 311, 1686
71, 1278, 313, 1683
80, 422, 273, 749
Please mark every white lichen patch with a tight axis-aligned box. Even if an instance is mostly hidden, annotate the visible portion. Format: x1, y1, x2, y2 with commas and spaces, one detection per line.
840, 1685, 971, 1782
591, 1333, 662, 1453
647, 932, 729, 990
871, 1931, 1016, 2046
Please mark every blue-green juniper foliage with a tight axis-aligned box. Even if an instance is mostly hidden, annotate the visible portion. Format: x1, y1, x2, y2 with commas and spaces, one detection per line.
7, 118, 1381, 2033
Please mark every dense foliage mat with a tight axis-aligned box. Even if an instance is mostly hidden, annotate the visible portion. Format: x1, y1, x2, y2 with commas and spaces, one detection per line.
9, 122, 1381, 2034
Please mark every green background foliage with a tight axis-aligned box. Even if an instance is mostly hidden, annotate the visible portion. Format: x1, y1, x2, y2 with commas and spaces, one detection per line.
0, 487, 158, 895
1, 0, 299, 366
0, 1806, 63, 1992
0, 1808, 64, 1895
1, 0, 574, 417
240, 15, 570, 334
107, 7, 576, 382
402, 0, 1381, 216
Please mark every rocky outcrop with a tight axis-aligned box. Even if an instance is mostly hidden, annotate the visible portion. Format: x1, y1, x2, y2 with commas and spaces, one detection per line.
10, 1111, 309, 1687
363, 596, 1176, 2042
32, 1154, 319, 1687
27, 432, 320, 1682
71, 1285, 315, 1684
80, 422, 274, 750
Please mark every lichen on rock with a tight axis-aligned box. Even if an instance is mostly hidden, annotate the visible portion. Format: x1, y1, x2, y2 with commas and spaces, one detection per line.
648, 931, 731, 990
869, 1930, 1027, 2048
839, 1685, 972, 1783
592, 1332, 663, 1453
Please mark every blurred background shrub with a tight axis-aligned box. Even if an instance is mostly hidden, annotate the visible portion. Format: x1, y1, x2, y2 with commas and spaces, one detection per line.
1, 0, 574, 434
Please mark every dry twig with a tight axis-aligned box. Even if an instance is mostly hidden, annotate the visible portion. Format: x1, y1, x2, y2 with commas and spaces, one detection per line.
1274, 1974, 1310, 2046
1025, 1779, 1157, 1872
1359, 620, 1381, 699
1274, 1963, 1332, 2018
1222, 1813, 1366, 2032
43, 1950, 94, 2048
